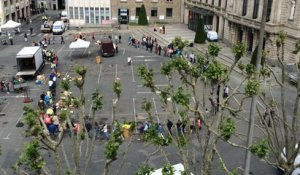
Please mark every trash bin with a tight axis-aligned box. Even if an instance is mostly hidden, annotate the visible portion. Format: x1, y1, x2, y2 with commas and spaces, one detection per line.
96, 56, 102, 64
122, 124, 131, 138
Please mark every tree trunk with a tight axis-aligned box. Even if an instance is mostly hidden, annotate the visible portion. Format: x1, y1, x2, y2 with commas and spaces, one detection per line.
243, 0, 268, 174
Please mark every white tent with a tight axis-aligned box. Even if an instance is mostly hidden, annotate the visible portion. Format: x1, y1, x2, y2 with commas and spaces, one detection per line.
69, 39, 91, 49
0, 20, 21, 29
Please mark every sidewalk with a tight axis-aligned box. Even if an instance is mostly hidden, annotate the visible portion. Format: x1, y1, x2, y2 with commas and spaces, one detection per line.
130, 24, 245, 74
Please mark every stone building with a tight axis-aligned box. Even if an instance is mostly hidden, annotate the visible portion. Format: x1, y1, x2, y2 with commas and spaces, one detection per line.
185, 0, 300, 63
66, 0, 111, 27
0, 0, 31, 25
111, 0, 184, 25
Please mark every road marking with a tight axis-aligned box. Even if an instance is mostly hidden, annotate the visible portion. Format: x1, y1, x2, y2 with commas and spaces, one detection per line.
137, 84, 168, 87
0, 95, 26, 99
3, 112, 24, 140
133, 56, 153, 58
122, 48, 125, 55
0, 102, 9, 113
97, 64, 102, 84
132, 59, 157, 62
133, 98, 137, 133
233, 96, 240, 105
131, 62, 135, 82
93, 112, 170, 116
115, 64, 118, 79
82, 48, 88, 57
57, 43, 65, 54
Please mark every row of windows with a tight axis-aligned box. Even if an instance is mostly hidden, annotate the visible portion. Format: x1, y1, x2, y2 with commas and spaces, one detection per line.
120, 0, 172, 2
69, 6, 110, 24
201, 0, 222, 6
135, 7, 173, 17
242, 0, 272, 21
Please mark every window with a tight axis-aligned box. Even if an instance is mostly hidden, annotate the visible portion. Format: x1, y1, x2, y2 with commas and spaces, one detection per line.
100, 8, 104, 21
266, 0, 272, 22
85, 7, 89, 23
166, 8, 172, 17
242, 0, 248, 16
74, 7, 78, 19
90, 7, 94, 24
212, 0, 214, 5
166, 0, 172, 2
151, 7, 157, 17
95, 8, 99, 24
218, 0, 221, 6
69, 7, 73, 19
80, 7, 84, 19
136, 7, 141, 17
252, 0, 259, 19
105, 8, 110, 20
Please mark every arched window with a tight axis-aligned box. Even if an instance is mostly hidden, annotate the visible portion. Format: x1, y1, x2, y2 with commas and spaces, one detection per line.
266, 0, 272, 22
242, 0, 248, 16
253, 0, 259, 19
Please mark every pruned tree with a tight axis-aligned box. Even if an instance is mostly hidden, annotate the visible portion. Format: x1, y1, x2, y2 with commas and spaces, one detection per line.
137, 40, 249, 175
248, 31, 300, 175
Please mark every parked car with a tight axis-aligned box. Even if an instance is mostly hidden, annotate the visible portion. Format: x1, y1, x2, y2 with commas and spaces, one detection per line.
100, 38, 115, 57
286, 63, 298, 84
278, 144, 300, 175
52, 21, 65, 35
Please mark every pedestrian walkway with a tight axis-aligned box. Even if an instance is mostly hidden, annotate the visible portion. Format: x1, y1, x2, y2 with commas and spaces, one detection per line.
130, 24, 244, 73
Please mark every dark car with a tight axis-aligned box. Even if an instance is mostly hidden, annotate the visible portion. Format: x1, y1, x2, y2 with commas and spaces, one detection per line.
100, 38, 115, 57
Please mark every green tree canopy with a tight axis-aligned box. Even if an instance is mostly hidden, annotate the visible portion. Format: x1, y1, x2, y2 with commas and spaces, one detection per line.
138, 4, 148, 25
194, 18, 206, 44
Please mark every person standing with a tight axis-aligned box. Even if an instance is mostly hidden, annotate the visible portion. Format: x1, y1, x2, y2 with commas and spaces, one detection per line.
176, 120, 182, 135
158, 45, 162, 56
167, 119, 173, 135
118, 35, 122, 43
30, 27, 33, 35
61, 36, 65, 44
9, 35, 13, 45
223, 85, 229, 98
102, 123, 109, 140
162, 25, 165, 34
24, 33, 28, 42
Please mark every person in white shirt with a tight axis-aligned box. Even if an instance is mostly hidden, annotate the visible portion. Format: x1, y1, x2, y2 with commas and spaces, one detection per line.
127, 56, 132, 65
102, 123, 109, 140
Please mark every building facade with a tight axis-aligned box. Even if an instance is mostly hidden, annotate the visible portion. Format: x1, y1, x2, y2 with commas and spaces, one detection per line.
0, 0, 31, 25
31, 0, 65, 11
111, 0, 184, 25
66, 0, 111, 27
185, 0, 300, 63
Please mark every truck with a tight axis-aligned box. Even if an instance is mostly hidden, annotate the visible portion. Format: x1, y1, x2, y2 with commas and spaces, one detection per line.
52, 21, 65, 35
16, 46, 44, 76
40, 20, 53, 33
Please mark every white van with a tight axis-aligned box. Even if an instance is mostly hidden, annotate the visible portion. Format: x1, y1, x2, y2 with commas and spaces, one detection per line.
52, 21, 65, 35
60, 11, 68, 22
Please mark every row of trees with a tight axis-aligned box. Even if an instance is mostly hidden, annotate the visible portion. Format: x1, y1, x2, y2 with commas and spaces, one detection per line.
2, 31, 298, 175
